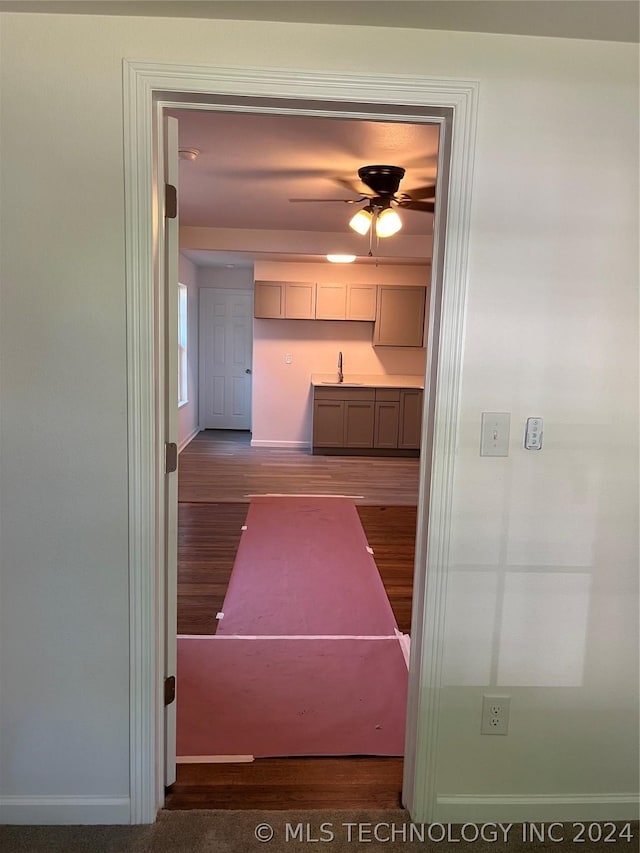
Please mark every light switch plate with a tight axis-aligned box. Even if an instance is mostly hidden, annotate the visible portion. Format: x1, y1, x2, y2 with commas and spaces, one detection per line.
480, 412, 510, 457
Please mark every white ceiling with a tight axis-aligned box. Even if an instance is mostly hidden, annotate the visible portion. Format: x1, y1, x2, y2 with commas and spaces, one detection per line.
171, 110, 439, 233
171, 109, 440, 267
1, 1, 637, 43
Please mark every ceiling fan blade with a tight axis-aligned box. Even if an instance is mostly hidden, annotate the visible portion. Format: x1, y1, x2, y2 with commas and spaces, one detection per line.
396, 200, 435, 213
399, 184, 436, 200
288, 197, 366, 204
333, 176, 365, 194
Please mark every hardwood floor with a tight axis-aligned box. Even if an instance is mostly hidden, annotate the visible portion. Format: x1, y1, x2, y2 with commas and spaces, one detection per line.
177, 502, 416, 636
178, 429, 419, 505
168, 430, 417, 810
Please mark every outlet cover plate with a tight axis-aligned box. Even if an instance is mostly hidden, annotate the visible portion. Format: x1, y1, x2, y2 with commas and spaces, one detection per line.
481, 694, 510, 735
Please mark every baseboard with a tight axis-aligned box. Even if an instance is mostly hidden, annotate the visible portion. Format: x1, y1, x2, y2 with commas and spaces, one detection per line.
0, 795, 132, 825
178, 426, 200, 453
250, 439, 309, 449
435, 793, 640, 823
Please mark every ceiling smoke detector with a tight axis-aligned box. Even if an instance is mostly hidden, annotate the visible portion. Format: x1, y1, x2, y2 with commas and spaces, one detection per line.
179, 148, 200, 161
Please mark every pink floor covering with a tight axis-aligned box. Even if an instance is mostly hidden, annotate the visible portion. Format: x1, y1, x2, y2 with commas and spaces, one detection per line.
177, 636, 408, 758
216, 496, 398, 636
177, 496, 408, 759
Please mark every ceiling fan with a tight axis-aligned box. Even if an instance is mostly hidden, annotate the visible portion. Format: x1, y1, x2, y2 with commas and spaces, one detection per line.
289, 164, 435, 238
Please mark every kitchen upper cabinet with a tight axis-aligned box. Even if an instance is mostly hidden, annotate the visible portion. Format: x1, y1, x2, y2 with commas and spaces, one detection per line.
254, 281, 316, 319
315, 283, 377, 321
346, 284, 377, 321
256, 280, 379, 322
285, 282, 316, 319
315, 283, 346, 320
373, 286, 426, 347
254, 281, 285, 319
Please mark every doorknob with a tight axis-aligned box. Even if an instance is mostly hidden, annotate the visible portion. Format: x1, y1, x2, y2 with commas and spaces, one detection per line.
245, 368, 252, 374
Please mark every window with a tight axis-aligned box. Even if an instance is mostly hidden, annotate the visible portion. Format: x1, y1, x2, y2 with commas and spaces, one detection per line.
178, 283, 188, 407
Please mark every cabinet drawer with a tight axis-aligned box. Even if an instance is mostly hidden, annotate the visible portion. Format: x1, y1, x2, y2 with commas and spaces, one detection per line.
314, 387, 375, 401
375, 388, 400, 402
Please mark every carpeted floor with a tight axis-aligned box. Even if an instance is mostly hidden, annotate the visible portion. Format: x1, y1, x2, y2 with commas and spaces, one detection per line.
1, 812, 637, 852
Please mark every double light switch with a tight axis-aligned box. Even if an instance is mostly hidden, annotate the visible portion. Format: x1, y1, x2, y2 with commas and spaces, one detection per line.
480, 412, 544, 455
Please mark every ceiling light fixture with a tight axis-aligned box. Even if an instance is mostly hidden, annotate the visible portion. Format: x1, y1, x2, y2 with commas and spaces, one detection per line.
348, 201, 403, 238
326, 254, 356, 264
375, 206, 403, 238
348, 205, 374, 235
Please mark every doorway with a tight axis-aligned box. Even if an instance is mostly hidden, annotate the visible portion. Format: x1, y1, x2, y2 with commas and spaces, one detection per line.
122, 61, 477, 824
198, 288, 253, 431
170, 106, 433, 806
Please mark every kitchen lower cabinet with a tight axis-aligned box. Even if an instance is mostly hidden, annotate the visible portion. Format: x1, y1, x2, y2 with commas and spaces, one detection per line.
313, 388, 374, 449
344, 400, 375, 448
398, 390, 423, 449
312, 385, 422, 456
312, 399, 345, 447
374, 392, 401, 449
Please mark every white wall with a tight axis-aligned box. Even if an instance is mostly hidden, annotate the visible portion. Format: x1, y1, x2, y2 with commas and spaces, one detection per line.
196, 265, 254, 291
0, 11, 637, 824
177, 253, 199, 450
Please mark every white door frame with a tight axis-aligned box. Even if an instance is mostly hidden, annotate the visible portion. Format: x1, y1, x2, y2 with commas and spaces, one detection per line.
123, 59, 478, 824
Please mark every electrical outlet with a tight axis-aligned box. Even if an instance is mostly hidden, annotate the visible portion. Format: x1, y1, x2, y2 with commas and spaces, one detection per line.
481, 694, 510, 735
285, 353, 292, 364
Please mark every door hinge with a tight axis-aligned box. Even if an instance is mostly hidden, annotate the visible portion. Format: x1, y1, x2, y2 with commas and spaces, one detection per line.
165, 442, 178, 474
165, 183, 177, 219
164, 675, 176, 706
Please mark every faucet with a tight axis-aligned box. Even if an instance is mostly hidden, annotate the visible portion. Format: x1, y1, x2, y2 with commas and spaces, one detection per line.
337, 351, 344, 383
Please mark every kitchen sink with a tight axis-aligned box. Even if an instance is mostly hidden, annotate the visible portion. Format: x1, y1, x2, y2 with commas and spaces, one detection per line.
320, 381, 362, 386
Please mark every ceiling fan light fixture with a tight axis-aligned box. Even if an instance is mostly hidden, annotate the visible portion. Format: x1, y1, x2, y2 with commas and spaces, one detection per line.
349, 206, 374, 235
375, 207, 403, 238
326, 254, 356, 264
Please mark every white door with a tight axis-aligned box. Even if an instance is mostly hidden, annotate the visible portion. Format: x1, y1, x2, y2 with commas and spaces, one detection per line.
199, 288, 253, 430
163, 116, 179, 787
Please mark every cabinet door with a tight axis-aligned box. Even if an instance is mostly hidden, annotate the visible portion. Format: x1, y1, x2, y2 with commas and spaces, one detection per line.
285, 282, 316, 319
374, 401, 400, 448
313, 399, 345, 447
346, 284, 377, 321
373, 286, 426, 346
344, 401, 375, 448
398, 390, 423, 449
316, 283, 346, 319
254, 281, 285, 318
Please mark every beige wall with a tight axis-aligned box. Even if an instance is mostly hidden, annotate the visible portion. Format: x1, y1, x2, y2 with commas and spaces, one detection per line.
0, 11, 637, 824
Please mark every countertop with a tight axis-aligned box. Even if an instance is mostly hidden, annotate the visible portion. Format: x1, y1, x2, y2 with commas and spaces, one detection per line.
311, 373, 424, 389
